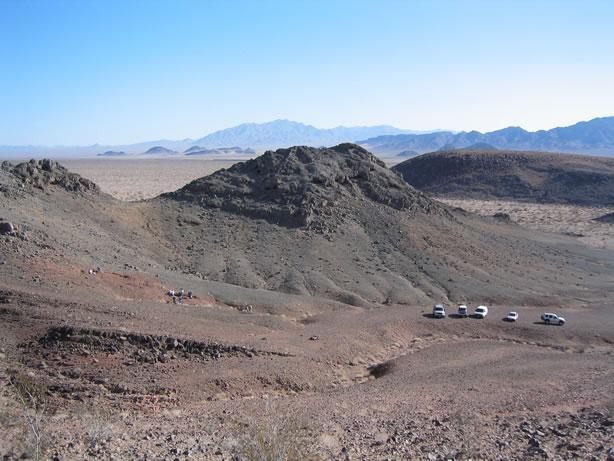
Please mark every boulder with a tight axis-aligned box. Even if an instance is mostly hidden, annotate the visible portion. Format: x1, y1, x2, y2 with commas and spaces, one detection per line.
0, 221, 14, 234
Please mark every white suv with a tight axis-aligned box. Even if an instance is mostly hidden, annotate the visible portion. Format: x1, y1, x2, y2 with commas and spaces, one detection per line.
433, 304, 446, 318
542, 313, 566, 325
474, 305, 488, 318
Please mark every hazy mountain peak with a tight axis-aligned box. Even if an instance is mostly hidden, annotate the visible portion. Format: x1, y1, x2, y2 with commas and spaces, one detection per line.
194, 120, 414, 150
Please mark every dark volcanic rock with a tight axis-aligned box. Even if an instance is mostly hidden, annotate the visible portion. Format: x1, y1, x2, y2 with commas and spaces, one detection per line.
594, 212, 614, 223
1, 159, 99, 193
392, 149, 614, 205
0, 220, 14, 234
165, 144, 438, 228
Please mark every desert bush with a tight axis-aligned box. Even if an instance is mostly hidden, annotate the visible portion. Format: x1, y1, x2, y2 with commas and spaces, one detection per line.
84, 408, 114, 447
231, 401, 320, 461
7, 371, 47, 461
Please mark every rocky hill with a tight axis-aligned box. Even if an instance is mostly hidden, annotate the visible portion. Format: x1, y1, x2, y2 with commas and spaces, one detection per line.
165, 144, 437, 230
392, 149, 614, 206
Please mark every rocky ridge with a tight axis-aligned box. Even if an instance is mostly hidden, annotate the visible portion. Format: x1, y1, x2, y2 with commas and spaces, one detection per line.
1, 159, 99, 196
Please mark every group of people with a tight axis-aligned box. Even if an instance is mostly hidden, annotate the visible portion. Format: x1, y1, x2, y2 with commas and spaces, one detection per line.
168, 288, 193, 304
87, 266, 102, 275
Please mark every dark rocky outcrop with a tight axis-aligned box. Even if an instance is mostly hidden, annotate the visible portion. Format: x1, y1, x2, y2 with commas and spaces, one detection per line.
594, 212, 614, 223
1, 159, 99, 193
164, 143, 440, 228
0, 220, 14, 234
34, 326, 289, 364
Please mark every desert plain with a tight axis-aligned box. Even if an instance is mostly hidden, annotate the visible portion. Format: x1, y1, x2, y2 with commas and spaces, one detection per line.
1, 151, 613, 461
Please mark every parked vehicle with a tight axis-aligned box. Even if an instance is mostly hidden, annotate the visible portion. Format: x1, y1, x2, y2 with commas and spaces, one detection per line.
458, 305, 468, 317
433, 304, 446, 318
474, 305, 489, 318
505, 311, 519, 322
542, 313, 565, 325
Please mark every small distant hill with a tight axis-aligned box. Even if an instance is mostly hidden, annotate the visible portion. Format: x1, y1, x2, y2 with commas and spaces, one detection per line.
184, 146, 205, 153
96, 151, 126, 157
361, 116, 614, 157
185, 147, 256, 156
392, 149, 614, 206
143, 146, 177, 155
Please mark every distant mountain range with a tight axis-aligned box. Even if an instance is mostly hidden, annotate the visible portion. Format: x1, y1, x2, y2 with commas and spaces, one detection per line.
0, 120, 443, 159
360, 116, 614, 157
1, 117, 613, 158
192, 120, 432, 149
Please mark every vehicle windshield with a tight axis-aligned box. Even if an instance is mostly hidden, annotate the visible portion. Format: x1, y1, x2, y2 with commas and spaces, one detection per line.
508, 313, 516, 316
477, 308, 485, 312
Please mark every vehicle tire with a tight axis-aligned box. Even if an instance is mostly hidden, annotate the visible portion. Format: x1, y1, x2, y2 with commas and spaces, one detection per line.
559, 321, 564, 325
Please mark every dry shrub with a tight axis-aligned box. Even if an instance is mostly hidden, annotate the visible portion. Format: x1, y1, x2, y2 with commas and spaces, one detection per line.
7, 371, 47, 461
231, 401, 320, 461
84, 408, 114, 447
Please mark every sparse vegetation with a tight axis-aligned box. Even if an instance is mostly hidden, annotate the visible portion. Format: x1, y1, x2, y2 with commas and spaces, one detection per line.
231, 401, 319, 461
83, 407, 114, 448
7, 371, 47, 461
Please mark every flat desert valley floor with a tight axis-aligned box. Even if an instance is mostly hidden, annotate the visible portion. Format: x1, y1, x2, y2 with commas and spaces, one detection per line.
1, 156, 613, 460
63, 159, 239, 202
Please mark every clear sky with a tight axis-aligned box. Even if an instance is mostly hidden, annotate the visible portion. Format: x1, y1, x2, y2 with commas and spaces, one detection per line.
1, 0, 613, 146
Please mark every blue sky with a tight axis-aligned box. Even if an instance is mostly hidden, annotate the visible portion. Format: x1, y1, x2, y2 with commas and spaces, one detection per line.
1, 0, 613, 145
